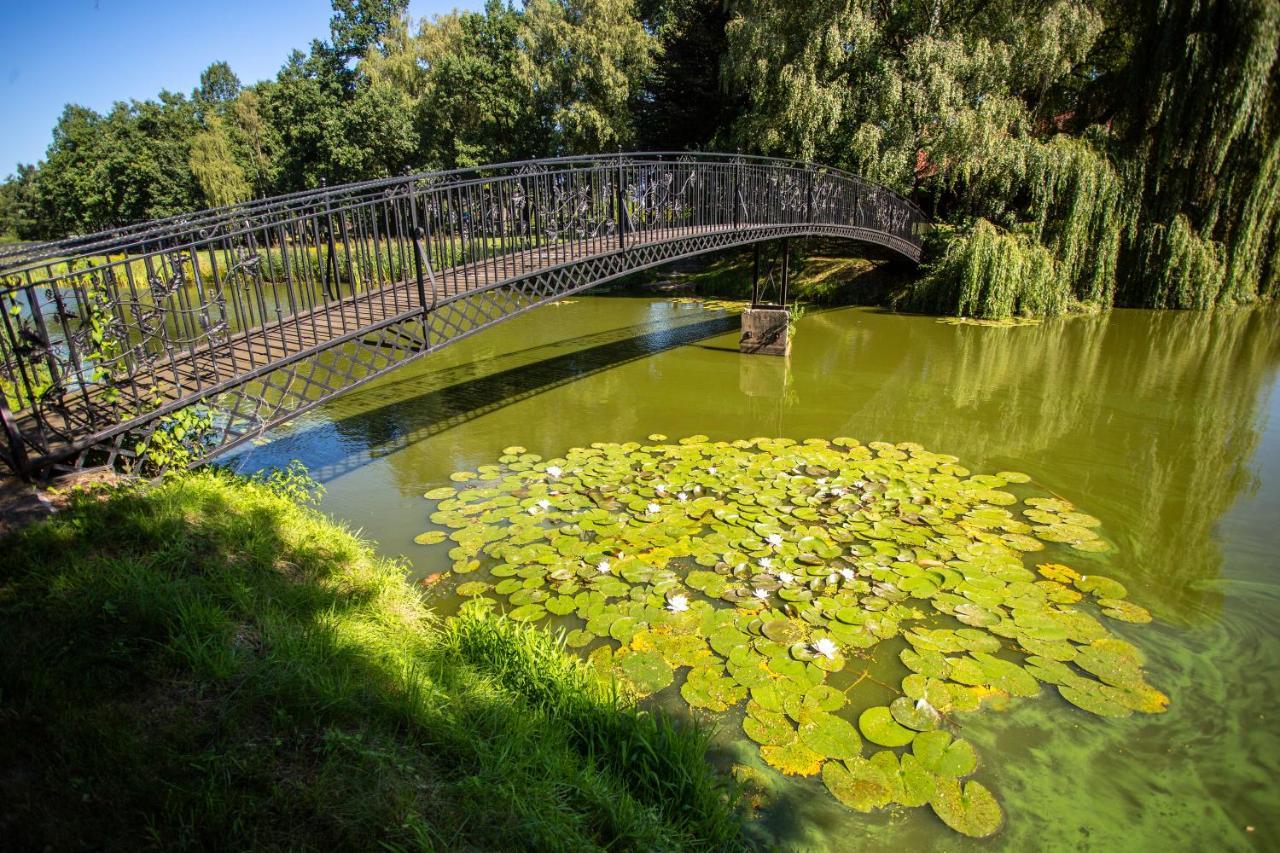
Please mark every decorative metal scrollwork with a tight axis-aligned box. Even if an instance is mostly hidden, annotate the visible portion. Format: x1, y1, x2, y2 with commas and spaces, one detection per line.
0, 152, 925, 478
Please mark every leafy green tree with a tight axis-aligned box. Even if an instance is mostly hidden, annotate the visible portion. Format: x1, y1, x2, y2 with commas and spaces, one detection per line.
260, 48, 348, 189
196, 61, 242, 105
330, 0, 410, 60
189, 117, 251, 208
634, 0, 739, 150
518, 0, 654, 152
228, 87, 281, 197
0, 164, 42, 240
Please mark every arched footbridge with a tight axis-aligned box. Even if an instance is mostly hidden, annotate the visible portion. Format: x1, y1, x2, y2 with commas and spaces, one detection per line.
0, 152, 925, 478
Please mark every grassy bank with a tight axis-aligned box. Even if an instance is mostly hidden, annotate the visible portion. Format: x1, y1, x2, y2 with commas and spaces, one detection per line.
628, 242, 917, 307
0, 469, 743, 851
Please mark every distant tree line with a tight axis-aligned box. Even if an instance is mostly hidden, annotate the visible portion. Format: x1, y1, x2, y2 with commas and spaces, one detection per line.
1, 0, 1276, 317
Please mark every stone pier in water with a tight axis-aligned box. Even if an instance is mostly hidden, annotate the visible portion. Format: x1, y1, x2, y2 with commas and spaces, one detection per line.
739, 308, 790, 356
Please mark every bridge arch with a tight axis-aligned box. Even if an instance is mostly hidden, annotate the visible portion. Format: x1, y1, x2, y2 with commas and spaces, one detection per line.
0, 152, 926, 478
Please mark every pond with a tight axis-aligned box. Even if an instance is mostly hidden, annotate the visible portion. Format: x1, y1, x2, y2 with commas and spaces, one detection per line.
231, 295, 1280, 851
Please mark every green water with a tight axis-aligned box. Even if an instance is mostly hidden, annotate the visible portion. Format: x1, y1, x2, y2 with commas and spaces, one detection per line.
233, 296, 1280, 851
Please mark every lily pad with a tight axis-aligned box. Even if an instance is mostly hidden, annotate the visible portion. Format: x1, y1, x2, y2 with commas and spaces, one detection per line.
859, 705, 916, 747
1058, 682, 1132, 717
744, 705, 797, 746
618, 650, 674, 696
1098, 598, 1152, 623
423, 486, 458, 500
822, 756, 894, 812
930, 778, 1003, 837
508, 603, 547, 622
798, 710, 863, 760
761, 741, 825, 776
889, 696, 942, 732
912, 730, 978, 777
420, 435, 1163, 836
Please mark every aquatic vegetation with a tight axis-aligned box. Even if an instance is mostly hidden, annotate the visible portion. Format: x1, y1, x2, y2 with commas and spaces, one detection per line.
420, 435, 1166, 837
667, 296, 749, 313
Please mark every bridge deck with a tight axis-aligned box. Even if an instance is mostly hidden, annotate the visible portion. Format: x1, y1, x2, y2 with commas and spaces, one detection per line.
18, 223, 749, 463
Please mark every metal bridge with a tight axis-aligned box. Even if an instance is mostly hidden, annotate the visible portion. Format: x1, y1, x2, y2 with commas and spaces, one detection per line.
0, 152, 925, 479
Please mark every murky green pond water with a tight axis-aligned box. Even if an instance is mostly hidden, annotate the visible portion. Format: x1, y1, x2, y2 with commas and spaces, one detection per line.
232, 296, 1280, 851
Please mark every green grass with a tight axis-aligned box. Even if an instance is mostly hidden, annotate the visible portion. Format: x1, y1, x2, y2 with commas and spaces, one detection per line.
0, 469, 745, 851
647, 245, 917, 306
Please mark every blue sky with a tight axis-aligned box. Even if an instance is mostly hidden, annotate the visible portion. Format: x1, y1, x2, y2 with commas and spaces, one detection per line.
0, 0, 483, 177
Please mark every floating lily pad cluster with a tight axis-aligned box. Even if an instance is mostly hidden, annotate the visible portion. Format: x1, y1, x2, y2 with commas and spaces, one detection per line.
420, 436, 1166, 837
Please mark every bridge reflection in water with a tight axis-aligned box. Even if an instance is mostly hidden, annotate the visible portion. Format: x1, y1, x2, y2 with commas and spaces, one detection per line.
0, 153, 925, 478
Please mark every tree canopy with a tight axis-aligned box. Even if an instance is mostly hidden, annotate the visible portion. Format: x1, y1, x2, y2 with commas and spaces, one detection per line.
3, 0, 1275, 316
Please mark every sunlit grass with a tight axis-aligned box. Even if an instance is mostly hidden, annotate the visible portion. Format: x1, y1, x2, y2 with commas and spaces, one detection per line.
0, 468, 743, 850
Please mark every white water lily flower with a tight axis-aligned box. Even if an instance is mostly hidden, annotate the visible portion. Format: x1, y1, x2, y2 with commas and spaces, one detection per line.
708, 466, 717, 475
527, 505, 540, 515
596, 560, 612, 574
545, 465, 562, 479
812, 638, 839, 660
667, 594, 690, 613
839, 568, 856, 581
766, 533, 784, 548
854, 480, 867, 489
827, 572, 839, 583
693, 485, 702, 493
831, 486, 846, 496
777, 571, 795, 584
677, 492, 688, 502
655, 484, 667, 494
646, 502, 661, 514
758, 557, 773, 569
537, 499, 551, 510
753, 588, 770, 600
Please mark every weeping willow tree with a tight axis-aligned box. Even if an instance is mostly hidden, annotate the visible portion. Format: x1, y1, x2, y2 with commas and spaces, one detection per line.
723, 0, 1280, 317
1117, 0, 1280, 308
188, 117, 251, 209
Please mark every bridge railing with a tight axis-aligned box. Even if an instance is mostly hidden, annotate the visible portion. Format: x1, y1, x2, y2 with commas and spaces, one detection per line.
0, 152, 925, 475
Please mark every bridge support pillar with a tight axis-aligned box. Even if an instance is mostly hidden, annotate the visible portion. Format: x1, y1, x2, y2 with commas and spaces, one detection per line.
739, 308, 790, 357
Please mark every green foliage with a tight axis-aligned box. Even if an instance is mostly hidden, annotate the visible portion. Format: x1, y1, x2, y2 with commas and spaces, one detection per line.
908, 219, 1065, 319
420, 435, 1166, 833
1, 0, 1273, 318
132, 407, 217, 474
195, 61, 242, 106
634, 0, 735, 150
188, 117, 251, 208
0, 469, 745, 850
518, 0, 654, 152
720, 0, 1278, 317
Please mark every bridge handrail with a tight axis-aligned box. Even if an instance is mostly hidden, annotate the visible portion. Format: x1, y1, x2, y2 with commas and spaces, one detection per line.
0, 150, 926, 478
0, 152, 923, 282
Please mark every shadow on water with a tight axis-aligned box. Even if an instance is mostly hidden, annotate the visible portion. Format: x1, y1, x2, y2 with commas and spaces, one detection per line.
228, 296, 1280, 851
232, 313, 741, 484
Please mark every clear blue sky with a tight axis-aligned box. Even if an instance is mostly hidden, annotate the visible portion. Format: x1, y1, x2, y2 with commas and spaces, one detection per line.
0, 0, 483, 178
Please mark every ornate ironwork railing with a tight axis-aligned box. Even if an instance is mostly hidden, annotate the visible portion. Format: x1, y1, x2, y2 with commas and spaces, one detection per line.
0, 152, 926, 478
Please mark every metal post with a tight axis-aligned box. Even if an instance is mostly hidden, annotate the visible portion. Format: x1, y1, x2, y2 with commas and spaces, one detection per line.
806, 168, 815, 225
615, 155, 627, 253
780, 238, 790, 307
751, 242, 761, 307
0, 397, 30, 481
322, 186, 339, 301
733, 157, 742, 230
412, 183, 437, 318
